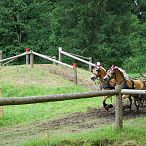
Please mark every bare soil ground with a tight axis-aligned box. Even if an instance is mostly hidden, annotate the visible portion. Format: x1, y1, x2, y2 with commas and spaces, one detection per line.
1, 105, 146, 146
36, 64, 96, 89
0, 64, 145, 146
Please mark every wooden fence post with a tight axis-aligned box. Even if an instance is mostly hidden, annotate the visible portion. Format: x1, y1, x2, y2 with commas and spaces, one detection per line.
73, 63, 77, 84
59, 47, 62, 63
115, 85, 123, 129
89, 57, 92, 71
30, 50, 34, 68
26, 48, 29, 65
53, 56, 56, 65
0, 89, 3, 117
0, 50, 2, 66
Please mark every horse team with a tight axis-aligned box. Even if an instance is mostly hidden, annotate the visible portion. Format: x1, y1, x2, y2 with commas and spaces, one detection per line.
90, 62, 146, 112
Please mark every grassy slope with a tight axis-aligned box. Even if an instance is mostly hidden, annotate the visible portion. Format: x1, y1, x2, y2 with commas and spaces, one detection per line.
0, 65, 103, 127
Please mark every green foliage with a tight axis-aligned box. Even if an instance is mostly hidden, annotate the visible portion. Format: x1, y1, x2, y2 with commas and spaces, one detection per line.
123, 55, 146, 73
0, 0, 146, 67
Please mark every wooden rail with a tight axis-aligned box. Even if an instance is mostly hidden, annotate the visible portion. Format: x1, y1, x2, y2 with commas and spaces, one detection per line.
0, 50, 78, 83
0, 52, 31, 63
1, 50, 146, 129
32, 51, 73, 69
59, 47, 95, 70
0, 90, 118, 106
1, 87, 146, 129
3, 58, 16, 66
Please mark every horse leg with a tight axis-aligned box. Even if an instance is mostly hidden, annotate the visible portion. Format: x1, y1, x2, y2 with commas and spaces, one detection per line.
122, 95, 132, 110
133, 95, 141, 113
103, 96, 113, 111
128, 95, 132, 110
139, 95, 145, 107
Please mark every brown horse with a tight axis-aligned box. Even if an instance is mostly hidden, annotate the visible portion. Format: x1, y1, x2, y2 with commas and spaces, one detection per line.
91, 63, 116, 111
103, 65, 145, 112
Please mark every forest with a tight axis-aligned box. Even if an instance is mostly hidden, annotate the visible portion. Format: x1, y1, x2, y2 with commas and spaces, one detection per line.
0, 0, 146, 72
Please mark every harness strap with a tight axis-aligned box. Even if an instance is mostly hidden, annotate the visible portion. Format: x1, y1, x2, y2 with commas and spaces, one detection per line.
122, 79, 135, 89
100, 83, 115, 89
131, 79, 135, 89
142, 81, 146, 89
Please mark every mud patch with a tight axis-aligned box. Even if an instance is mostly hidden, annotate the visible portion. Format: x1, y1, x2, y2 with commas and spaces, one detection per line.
1, 105, 146, 146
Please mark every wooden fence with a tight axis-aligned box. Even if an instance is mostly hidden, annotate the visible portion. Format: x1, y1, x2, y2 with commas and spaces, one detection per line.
1, 50, 146, 129
0, 49, 95, 84
0, 86, 146, 129
58, 47, 95, 70
0, 50, 78, 83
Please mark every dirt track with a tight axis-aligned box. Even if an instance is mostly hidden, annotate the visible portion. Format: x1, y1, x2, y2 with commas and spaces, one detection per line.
1, 105, 146, 146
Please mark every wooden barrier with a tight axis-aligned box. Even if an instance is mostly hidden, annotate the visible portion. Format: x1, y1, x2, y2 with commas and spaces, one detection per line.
0, 50, 2, 66
3, 58, 16, 66
0, 50, 78, 82
115, 85, 123, 129
32, 51, 73, 69
73, 63, 77, 84
69, 52, 92, 71
59, 47, 95, 69
0, 85, 146, 129
30, 50, 34, 68
0, 89, 3, 118
32, 51, 78, 83
0, 52, 31, 63
26, 48, 29, 65
0, 90, 119, 106
89, 57, 92, 71
52, 56, 56, 65
59, 47, 62, 63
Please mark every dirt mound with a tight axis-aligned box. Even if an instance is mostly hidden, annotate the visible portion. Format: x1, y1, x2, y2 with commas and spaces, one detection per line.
37, 64, 95, 89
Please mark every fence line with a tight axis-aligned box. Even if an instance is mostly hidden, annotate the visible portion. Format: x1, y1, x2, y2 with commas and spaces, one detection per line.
0, 50, 2, 66
69, 52, 91, 60
1, 87, 146, 129
32, 51, 73, 69
59, 47, 95, 70
2, 58, 16, 66
0, 90, 119, 106
0, 52, 31, 63
0, 50, 78, 83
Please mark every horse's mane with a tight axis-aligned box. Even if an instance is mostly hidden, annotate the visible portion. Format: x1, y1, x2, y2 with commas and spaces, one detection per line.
118, 67, 129, 79
100, 66, 106, 72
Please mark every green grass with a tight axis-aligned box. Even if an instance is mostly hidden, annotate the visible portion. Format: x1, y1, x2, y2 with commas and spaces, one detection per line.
128, 72, 141, 78
0, 65, 105, 127
24, 117, 146, 146
0, 83, 105, 127
0, 64, 104, 127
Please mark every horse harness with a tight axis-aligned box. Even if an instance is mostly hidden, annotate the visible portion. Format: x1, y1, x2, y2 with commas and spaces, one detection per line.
122, 79, 135, 89
100, 81, 115, 90
100, 79, 135, 90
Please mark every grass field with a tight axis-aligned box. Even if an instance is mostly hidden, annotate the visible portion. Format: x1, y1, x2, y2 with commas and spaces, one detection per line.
0, 65, 103, 127
0, 64, 146, 146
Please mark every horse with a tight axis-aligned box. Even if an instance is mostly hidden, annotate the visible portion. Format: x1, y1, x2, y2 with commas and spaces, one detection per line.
90, 63, 116, 111
103, 65, 145, 112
